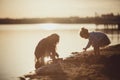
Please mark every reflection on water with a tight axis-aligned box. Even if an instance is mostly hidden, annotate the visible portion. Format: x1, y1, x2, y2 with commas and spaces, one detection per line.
0, 23, 120, 80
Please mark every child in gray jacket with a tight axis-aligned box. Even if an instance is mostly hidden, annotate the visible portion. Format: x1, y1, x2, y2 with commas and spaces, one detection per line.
80, 27, 111, 55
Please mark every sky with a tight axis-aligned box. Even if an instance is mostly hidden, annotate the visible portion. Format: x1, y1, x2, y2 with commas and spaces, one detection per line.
0, 0, 120, 18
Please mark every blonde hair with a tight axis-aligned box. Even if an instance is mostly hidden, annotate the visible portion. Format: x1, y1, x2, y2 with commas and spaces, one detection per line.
80, 27, 89, 38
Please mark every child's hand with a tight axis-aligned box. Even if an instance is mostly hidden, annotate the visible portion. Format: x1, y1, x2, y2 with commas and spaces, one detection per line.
83, 48, 87, 51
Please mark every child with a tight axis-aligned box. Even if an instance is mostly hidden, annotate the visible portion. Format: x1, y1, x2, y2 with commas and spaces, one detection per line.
80, 27, 111, 55
34, 33, 59, 69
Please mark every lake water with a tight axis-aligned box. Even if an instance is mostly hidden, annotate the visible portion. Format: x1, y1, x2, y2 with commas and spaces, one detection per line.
0, 23, 120, 80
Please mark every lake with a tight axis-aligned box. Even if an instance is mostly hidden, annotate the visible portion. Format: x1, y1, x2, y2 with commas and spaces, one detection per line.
0, 23, 120, 80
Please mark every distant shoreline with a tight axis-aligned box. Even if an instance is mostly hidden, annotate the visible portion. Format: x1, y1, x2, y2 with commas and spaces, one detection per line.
0, 15, 120, 25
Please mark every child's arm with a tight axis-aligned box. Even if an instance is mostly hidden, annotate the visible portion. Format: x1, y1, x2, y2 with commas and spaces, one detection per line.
83, 40, 91, 51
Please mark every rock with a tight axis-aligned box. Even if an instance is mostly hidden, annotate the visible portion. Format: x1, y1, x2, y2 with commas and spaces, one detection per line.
36, 63, 65, 75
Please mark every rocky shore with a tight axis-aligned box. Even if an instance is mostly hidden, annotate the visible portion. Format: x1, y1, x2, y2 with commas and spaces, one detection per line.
20, 44, 120, 80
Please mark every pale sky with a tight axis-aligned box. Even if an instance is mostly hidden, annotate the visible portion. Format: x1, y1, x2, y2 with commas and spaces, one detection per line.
0, 0, 120, 18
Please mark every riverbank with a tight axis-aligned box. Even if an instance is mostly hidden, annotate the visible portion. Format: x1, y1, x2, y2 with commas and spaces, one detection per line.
21, 44, 120, 80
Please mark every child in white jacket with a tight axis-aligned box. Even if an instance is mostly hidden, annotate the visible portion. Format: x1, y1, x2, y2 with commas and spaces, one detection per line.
80, 27, 111, 55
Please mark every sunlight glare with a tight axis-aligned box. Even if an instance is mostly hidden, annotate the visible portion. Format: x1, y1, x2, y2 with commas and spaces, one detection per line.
44, 57, 52, 64
40, 23, 58, 30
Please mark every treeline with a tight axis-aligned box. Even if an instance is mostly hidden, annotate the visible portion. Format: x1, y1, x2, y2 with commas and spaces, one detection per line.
0, 14, 120, 24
